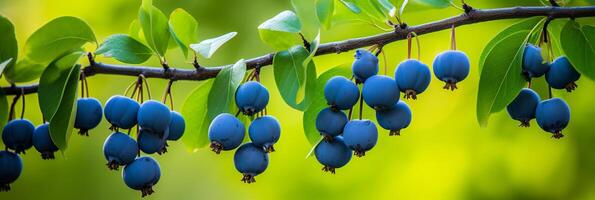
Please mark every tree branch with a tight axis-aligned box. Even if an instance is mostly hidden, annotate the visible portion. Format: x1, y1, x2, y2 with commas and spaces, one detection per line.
3, 6, 595, 95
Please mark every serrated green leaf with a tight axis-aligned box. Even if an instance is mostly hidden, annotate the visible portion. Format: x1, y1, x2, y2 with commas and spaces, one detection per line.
139, 0, 170, 57
413, 0, 451, 8
273, 46, 317, 111
181, 79, 214, 150
258, 10, 302, 50
96, 34, 153, 64
477, 31, 531, 127
207, 60, 246, 120
0, 89, 8, 148
0, 15, 17, 71
169, 8, 199, 59
190, 32, 237, 59
560, 21, 595, 80
316, 0, 334, 30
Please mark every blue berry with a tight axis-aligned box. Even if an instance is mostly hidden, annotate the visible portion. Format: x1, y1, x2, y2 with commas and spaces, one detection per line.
2, 119, 34, 154
234, 143, 269, 183
104, 95, 140, 129
506, 88, 540, 127
536, 98, 570, 139
137, 128, 169, 155
395, 59, 431, 99
122, 156, 161, 197
433, 50, 470, 90
74, 97, 103, 136
315, 108, 348, 138
324, 76, 360, 110
0, 151, 22, 192
103, 132, 139, 170
314, 136, 352, 174
208, 113, 245, 154
352, 49, 379, 83
249, 116, 281, 153
235, 81, 269, 116
522, 44, 550, 79
166, 111, 185, 141
376, 100, 412, 136
546, 56, 581, 92
362, 75, 400, 110
32, 123, 59, 160
342, 120, 378, 157
137, 100, 171, 133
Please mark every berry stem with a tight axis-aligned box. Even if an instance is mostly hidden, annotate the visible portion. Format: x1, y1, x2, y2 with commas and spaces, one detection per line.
161, 80, 175, 110
381, 50, 388, 76
358, 90, 364, 120
8, 93, 21, 121
548, 86, 553, 99
20, 88, 25, 119
451, 24, 457, 50
407, 32, 421, 60
140, 74, 152, 100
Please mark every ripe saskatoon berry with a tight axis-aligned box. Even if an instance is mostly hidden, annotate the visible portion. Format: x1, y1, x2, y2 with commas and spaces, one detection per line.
506, 88, 540, 127
249, 116, 281, 153
352, 49, 379, 83
395, 59, 431, 99
315, 108, 348, 139
522, 44, 550, 79
235, 81, 269, 116
546, 56, 581, 92
104, 95, 140, 129
324, 76, 360, 110
536, 98, 570, 139
376, 100, 412, 136
362, 75, 400, 110
208, 113, 245, 154
166, 111, 185, 141
137, 128, 169, 155
122, 156, 161, 197
342, 120, 378, 157
314, 136, 352, 174
234, 143, 269, 183
137, 100, 171, 133
2, 119, 34, 154
0, 151, 22, 192
103, 132, 139, 170
32, 123, 59, 160
432, 50, 470, 90
74, 97, 103, 136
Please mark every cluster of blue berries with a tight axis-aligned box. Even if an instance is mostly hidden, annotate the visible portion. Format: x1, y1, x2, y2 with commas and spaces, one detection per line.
208, 81, 281, 183
506, 44, 580, 139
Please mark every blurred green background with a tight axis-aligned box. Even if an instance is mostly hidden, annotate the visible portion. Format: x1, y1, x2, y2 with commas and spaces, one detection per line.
1, 0, 594, 199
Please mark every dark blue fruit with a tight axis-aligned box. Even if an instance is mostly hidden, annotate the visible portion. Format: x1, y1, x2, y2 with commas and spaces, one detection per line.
208, 113, 245, 154
315, 108, 348, 138
103, 132, 139, 170
395, 59, 431, 99
74, 97, 103, 136
506, 88, 540, 127
123, 156, 161, 197
104, 95, 140, 129
342, 120, 378, 157
536, 98, 570, 139
546, 56, 581, 92
32, 123, 59, 160
362, 75, 400, 110
522, 44, 549, 79
352, 49, 379, 83
2, 119, 34, 154
314, 136, 352, 174
166, 111, 185, 141
249, 116, 281, 153
234, 143, 269, 183
137, 100, 171, 133
0, 151, 22, 192
137, 128, 169, 155
235, 81, 269, 116
324, 76, 359, 110
433, 50, 470, 90
376, 100, 412, 136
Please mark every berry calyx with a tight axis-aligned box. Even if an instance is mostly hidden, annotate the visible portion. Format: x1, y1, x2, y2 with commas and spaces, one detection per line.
432, 50, 471, 90
32, 123, 59, 160
506, 88, 540, 127
234, 143, 269, 183
546, 56, 581, 92
536, 98, 570, 139
122, 156, 161, 197
208, 113, 245, 154
395, 59, 431, 100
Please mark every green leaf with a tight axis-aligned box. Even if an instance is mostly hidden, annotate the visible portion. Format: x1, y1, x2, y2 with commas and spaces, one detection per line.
477, 31, 531, 127
0, 89, 8, 147
96, 34, 153, 64
138, 0, 170, 57
258, 10, 302, 50
413, 0, 451, 8
339, 0, 362, 13
377, 0, 397, 17
273, 46, 317, 111
129, 20, 144, 43
207, 60, 246, 119
303, 64, 352, 145
560, 21, 595, 80
169, 8, 199, 59
181, 79, 214, 150
0, 58, 13, 75
316, 0, 334, 30
0, 15, 17, 70
304, 31, 321, 66
49, 65, 80, 151
190, 32, 237, 59
479, 17, 543, 74
3, 59, 45, 83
